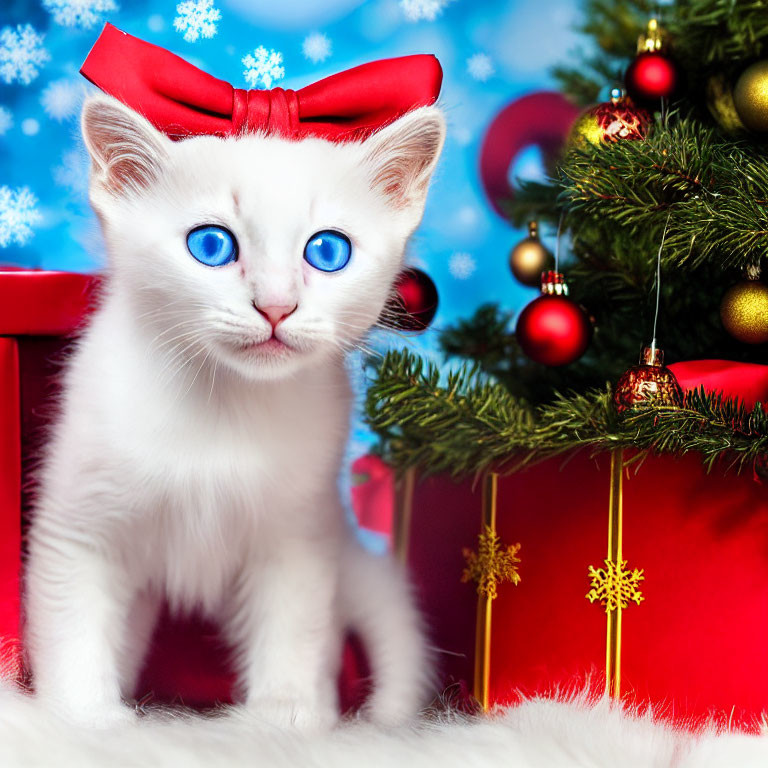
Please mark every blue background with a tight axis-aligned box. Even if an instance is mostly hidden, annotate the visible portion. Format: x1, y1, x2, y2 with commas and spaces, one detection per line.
1, 0, 583, 309
1, 0, 584, 537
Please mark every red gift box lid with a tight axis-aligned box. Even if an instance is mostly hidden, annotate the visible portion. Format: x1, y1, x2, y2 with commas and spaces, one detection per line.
669, 359, 768, 410
0, 269, 99, 336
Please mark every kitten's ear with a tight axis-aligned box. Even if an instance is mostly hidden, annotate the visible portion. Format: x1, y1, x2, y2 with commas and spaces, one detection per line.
363, 106, 446, 211
81, 95, 169, 198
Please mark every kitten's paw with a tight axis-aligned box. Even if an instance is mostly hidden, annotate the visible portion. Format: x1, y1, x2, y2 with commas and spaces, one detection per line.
364, 694, 421, 728
246, 696, 338, 732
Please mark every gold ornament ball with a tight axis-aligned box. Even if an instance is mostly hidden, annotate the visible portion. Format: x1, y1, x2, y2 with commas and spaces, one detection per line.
569, 109, 606, 148
720, 280, 768, 344
509, 221, 553, 287
734, 61, 768, 132
706, 73, 747, 133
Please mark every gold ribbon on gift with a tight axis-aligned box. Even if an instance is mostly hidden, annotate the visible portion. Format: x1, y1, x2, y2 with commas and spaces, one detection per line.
394, 469, 521, 710
461, 473, 521, 710
586, 449, 645, 698
394, 467, 416, 565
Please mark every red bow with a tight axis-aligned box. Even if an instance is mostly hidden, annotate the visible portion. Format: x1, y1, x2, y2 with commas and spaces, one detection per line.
80, 23, 442, 141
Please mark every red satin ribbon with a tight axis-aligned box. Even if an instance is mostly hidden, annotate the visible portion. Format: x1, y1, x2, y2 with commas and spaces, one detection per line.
80, 23, 442, 141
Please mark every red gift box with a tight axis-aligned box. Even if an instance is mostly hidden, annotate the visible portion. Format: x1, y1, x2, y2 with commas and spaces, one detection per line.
0, 270, 368, 711
0, 270, 98, 680
384, 360, 768, 731
400, 453, 768, 727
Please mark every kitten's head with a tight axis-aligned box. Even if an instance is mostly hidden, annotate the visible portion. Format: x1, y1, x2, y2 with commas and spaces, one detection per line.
81, 95, 445, 382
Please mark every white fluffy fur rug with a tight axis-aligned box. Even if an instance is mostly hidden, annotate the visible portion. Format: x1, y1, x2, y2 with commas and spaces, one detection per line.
0, 686, 766, 768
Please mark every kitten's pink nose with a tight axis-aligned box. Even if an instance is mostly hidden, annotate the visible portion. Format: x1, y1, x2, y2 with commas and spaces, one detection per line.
254, 303, 297, 330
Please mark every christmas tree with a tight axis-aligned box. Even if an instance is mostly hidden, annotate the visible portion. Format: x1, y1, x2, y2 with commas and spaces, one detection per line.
366, 0, 768, 476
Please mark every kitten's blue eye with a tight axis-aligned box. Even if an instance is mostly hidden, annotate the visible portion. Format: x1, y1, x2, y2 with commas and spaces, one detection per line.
187, 225, 238, 267
303, 230, 351, 273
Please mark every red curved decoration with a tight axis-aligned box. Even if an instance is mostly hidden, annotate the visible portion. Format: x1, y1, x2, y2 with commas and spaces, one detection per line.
479, 91, 579, 219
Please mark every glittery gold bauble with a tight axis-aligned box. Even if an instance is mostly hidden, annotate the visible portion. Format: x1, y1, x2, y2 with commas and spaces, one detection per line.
569, 92, 651, 149
614, 345, 682, 414
509, 221, 552, 287
706, 73, 747, 133
569, 109, 607, 148
720, 279, 768, 344
734, 61, 768, 132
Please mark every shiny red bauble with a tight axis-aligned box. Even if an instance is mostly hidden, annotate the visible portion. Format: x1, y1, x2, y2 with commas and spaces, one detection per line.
381, 267, 439, 332
625, 51, 678, 103
613, 345, 682, 414
515, 294, 592, 366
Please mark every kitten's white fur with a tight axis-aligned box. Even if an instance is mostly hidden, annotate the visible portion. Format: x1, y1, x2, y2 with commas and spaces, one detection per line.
24, 95, 445, 729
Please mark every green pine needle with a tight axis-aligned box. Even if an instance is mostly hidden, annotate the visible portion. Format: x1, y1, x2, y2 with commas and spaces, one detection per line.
365, 350, 768, 478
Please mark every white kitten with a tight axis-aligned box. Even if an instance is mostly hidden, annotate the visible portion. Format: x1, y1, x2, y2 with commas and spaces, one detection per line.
24, 95, 445, 729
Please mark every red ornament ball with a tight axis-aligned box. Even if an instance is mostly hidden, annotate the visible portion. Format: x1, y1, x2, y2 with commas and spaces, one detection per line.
383, 268, 439, 332
515, 294, 592, 366
613, 346, 682, 414
625, 51, 678, 103
569, 94, 651, 148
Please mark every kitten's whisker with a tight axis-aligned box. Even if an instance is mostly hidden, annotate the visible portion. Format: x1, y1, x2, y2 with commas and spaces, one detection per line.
161, 345, 207, 393
150, 329, 202, 353
181, 347, 213, 401
156, 336, 208, 383
147, 319, 200, 345
134, 298, 203, 319
207, 359, 218, 404
152, 333, 208, 368
332, 336, 380, 358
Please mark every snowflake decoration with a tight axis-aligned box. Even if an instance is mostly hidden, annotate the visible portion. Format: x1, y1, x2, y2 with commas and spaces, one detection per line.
21, 119, 39, 136
302, 32, 332, 64
0, 187, 42, 248
449, 251, 476, 280
462, 525, 521, 600
0, 107, 13, 136
40, 80, 84, 122
174, 0, 221, 43
586, 558, 645, 613
467, 52, 495, 82
400, 0, 449, 22
0, 25, 50, 86
43, 0, 118, 29
242, 46, 285, 89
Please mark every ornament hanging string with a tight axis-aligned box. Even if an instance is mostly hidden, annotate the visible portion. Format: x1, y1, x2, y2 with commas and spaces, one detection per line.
614, 209, 683, 414
515, 209, 592, 367
651, 211, 672, 355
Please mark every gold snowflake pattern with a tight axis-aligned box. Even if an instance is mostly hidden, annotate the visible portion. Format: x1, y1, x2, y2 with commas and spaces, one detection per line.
586, 559, 644, 613
462, 525, 521, 599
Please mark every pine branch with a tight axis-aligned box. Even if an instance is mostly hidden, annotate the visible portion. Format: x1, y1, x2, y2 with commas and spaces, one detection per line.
365, 350, 768, 478
554, 0, 768, 105
535, 116, 768, 271
365, 349, 535, 477
552, 0, 651, 103
552, 54, 626, 107
439, 303, 517, 375
503, 181, 561, 228
670, 0, 768, 70
422, 1, 768, 468
437, 303, 618, 405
